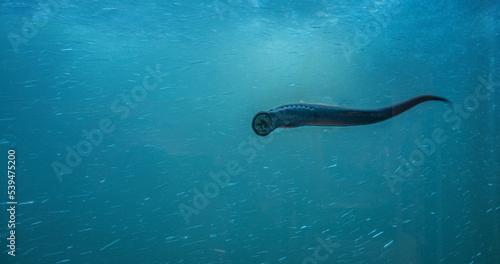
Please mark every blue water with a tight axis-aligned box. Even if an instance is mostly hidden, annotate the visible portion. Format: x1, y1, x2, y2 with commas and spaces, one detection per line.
1, 0, 499, 263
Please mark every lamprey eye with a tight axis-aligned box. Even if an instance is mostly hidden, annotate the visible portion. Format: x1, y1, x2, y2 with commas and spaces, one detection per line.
252, 112, 273, 136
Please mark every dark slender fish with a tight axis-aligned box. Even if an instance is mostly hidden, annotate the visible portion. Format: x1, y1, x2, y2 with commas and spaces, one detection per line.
252, 95, 450, 136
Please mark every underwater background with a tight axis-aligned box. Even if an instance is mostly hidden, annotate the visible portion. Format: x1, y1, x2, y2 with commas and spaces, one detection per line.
0, 0, 499, 263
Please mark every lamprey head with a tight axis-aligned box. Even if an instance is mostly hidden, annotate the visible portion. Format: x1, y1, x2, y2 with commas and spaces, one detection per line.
252, 111, 273, 136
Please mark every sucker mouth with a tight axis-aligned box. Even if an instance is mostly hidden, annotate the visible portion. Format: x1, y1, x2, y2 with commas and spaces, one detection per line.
252, 112, 273, 136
